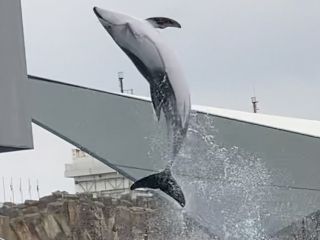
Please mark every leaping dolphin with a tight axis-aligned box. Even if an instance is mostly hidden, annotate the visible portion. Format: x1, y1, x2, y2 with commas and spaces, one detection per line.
93, 7, 191, 207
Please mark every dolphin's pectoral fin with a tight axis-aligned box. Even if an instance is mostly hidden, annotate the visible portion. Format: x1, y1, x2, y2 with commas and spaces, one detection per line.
146, 17, 182, 29
130, 169, 186, 207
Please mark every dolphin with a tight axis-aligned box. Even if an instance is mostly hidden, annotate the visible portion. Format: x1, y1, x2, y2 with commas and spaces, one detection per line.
93, 7, 191, 207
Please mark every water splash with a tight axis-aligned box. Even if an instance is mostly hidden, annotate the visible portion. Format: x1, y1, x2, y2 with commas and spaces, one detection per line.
175, 112, 273, 239
148, 112, 274, 239
147, 193, 219, 239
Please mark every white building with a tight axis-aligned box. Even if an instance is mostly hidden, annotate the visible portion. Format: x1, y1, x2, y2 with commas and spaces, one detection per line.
65, 149, 132, 197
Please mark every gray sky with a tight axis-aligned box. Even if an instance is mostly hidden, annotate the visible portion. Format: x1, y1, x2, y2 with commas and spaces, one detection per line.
22, 0, 320, 119
0, 0, 319, 202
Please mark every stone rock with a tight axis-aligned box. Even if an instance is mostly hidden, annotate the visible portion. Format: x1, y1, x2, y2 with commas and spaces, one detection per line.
93, 201, 104, 209
114, 206, 133, 239
119, 199, 133, 208
42, 214, 62, 239
53, 214, 71, 237
135, 196, 146, 207
111, 198, 119, 206
119, 193, 132, 202
3, 202, 16, 208
38, 195, 58, 210
10, 217, 34, 240
16, 204, 26, 210
76, 192, 93, 200
63, 193, 78, 200
52, 190, 69, 198
22, 206, 39, 215
23, 212, 41, 223
24, 200, 38, 207
47, 201, 63, 214
66, 200, 78, 226
0, 207, 22, 218
0, 215, 18, 240
39, 195, 57, 204
100, 196, 112, 206
0, 192, 218, 240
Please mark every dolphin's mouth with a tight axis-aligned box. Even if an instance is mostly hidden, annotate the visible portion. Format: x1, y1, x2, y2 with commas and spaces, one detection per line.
93, 7, 103, 19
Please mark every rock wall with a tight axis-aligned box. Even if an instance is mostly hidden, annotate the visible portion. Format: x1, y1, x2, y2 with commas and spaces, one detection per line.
0, 192, 217, 240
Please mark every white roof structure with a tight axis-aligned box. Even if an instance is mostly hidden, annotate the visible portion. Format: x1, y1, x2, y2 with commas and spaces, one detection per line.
116, 92, 320, 138
194, 105, 320, 138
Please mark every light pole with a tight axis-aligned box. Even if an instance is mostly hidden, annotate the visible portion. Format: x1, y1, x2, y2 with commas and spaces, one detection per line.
251, 96, 259, 113
118, 72, 124, 93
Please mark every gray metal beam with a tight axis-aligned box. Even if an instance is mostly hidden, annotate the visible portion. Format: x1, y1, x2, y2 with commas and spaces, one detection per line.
0, 0, 33, 152
28, 75, 320, 235
28, 75, 165, 181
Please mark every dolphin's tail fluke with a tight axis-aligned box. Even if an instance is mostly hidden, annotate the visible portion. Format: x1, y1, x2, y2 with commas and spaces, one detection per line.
130, 169, 185, 207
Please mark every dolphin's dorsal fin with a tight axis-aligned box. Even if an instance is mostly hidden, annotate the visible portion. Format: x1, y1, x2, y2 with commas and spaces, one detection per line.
146, 17, 181, 29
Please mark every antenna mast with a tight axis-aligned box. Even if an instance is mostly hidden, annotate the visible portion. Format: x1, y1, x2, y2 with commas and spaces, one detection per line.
251, 85, 259, 113
251, 96, 259, 113
117, 72, 134, 94
118, 72, 124, 93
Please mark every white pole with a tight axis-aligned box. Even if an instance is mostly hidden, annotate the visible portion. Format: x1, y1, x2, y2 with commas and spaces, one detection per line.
28, 178, 32, 200
19, 178, 23, 203
36, 179, 40, 199
10, 177, 14, 203
2, 177, 6, 202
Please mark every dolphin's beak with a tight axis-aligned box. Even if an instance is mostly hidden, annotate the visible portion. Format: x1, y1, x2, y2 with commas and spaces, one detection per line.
93, 7, 103, 20
93, 7, 115, 31
93, 7, 129, 26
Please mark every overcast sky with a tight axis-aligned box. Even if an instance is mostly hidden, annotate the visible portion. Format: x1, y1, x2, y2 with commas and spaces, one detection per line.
22, 0, 320, 119
0, 0, 319, 202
